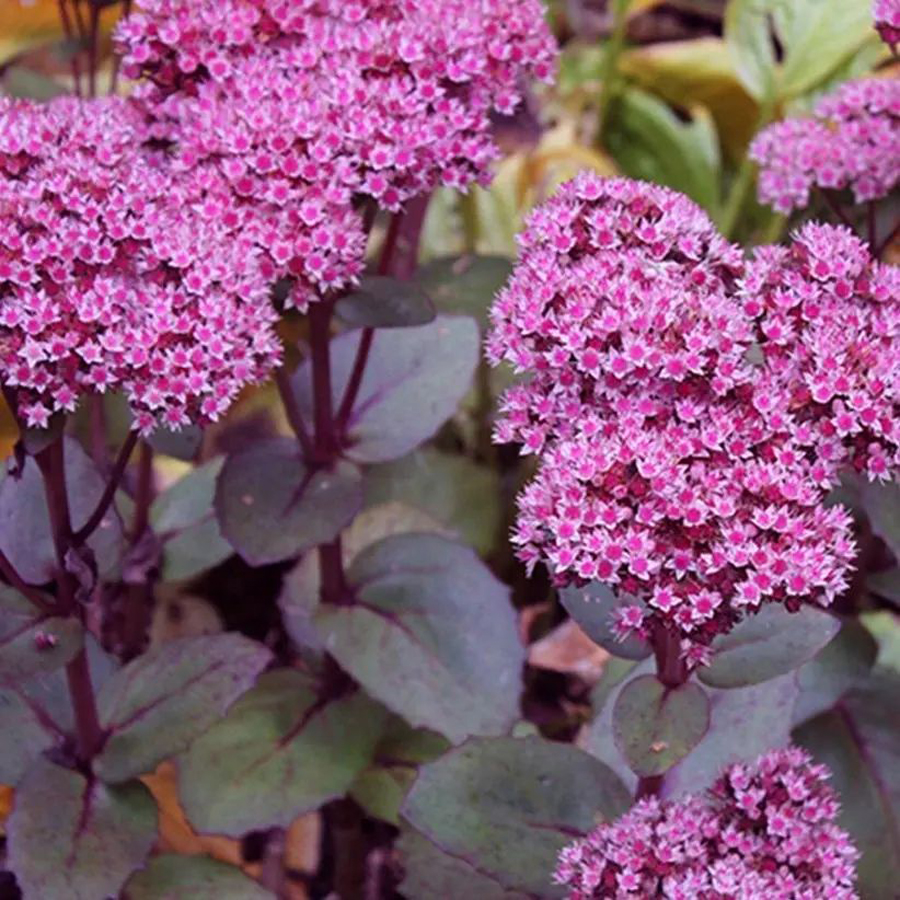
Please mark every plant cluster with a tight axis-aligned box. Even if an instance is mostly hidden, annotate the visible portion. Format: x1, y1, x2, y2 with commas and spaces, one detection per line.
0, 1, 896, 899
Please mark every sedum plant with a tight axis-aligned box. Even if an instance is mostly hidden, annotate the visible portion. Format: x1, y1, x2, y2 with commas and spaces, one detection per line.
0, 1, 896, 898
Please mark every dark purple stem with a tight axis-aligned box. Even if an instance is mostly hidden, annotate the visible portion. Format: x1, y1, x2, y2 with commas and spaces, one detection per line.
820, 190, 854, 230
274, 367, 314, 458
35, 437, 104, 764
73, 430, 138, 545
867, 202, 878, 252
335, 194, 431, 437
0, 548, 54, 614
636, 625, 688, 799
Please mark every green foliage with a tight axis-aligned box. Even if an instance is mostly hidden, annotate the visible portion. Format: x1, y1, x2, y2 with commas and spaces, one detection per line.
7, 758, 156, 900
125, 854, 275, 900
613, 675, 710, 777
95, 634, 272, 783
216, 438, 363, 565
402, 736, 631, 896
314, 533, 524, 742
178, 670, 389, 834
698, 604, 842, 689
0, 585, 82, 681
292, 316, 480, 463
336, 276, 436, 328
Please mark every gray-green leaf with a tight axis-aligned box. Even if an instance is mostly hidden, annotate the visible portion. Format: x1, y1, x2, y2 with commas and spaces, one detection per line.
314, 533, 524, 743
95, 633, 272, 783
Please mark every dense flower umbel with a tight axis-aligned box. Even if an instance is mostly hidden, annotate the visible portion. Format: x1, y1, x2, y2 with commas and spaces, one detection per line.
555, 747, 859, 900
741, 223, 900, 485
487, 174, 857, 663
751, 78, 900, 215
0, 96, 281, 432
116, 0, 556, 306
874, 0, 900, 49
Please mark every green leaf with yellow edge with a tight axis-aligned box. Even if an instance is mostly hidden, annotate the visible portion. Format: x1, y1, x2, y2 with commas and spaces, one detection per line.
619, 37, 759, 160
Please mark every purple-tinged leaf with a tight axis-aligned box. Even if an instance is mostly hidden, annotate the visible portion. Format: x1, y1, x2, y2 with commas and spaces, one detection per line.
613, 674, 710, 777
559, 582, 652, 661
336, 276, 436, 329
0, 585, 82, 682
7, 757, 155, 900
314, 533, 524, 743
662, 674, 798, 799
178, 670, 389, 835
402, 735, 631, 897
397, 829, 530, 900
861, 478, 900, 557
699, 604, 840, 688
792, 618, 877, 725
124, 854, 273, 899
795, 669, 900, 898
0, 436, 124, 585
215, 437, 363, 565
151, 457, 232, 580
292, 316, 480, 463
94, 633, 272, 783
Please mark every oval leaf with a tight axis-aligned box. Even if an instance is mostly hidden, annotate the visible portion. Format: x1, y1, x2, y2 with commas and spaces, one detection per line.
414, 255, 513, 329
95, 633, 272, 783
314, 533, 524, 743
152, 458, 232, 580
699, 604, 841, 689
293, 316, 480, 463
792, 618, 878, 725
613, 675, 710, 777
861, 478, 900, 558
0, 585, 83, 682
0, 436, 124, 584
7, 758, 156, 900
216, 437, 363, 565
178, 670, 388, 835
397, 829, 529, 900
401, 735, 631, 896
336, 276, 436, 328
559, 582, 652, 661
795, 670, 900, 898
124, 854, 273, 900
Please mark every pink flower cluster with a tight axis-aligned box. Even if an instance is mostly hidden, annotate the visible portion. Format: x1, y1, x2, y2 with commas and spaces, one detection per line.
874, 0, 900, 49
0, 96, 281, 432
488, 174, 897, 663
751, 78, 900, 215
116, 0, 556, 305
555, 747, 859, 900
742, 223, 900, 484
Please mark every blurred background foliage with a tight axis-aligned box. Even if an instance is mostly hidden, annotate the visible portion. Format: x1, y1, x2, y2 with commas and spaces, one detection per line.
0, 1, 898, 897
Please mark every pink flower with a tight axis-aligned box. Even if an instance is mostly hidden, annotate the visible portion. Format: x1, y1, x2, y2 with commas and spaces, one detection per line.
555, 747, 859, 899
0, 96, 281, 433
117, 0, 556, 248
751, 78, 900, 214
488, 174, 861, 661
874, 0, 900, 49
741, 223, 900, 485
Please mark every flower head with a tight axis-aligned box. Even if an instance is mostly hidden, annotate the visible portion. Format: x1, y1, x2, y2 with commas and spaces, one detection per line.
751, 78, 900, 214
0, 96, 281, 433
741, 222, 900, 485
874, 0, 900, 49
487, 174, 859, 659
117, 0, 556, 218
555, 747, 859, 899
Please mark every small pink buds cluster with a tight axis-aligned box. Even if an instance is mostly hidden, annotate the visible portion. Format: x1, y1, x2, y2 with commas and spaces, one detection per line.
751, 78, 900, 215
0, 96, 281, 433
487, 174, 898, 662
115, 0, 556, 307
555, 747, 859, 899
874, 0, 900, 49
